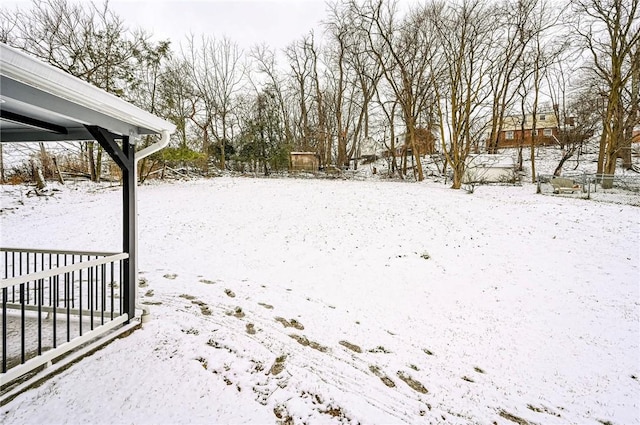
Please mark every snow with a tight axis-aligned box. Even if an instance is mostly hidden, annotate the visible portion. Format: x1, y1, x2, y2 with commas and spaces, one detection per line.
1, 176, 639, 425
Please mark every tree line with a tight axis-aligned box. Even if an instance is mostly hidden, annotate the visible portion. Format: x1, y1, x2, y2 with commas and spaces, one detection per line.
1, 0, 638, 189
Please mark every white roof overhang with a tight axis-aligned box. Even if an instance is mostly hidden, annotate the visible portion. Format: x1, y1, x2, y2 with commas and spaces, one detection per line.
0, 43, 175, 143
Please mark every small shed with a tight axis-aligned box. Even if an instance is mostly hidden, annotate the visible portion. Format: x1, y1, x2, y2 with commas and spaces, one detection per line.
290, 152, 319, 172
463, 154, 516, 183
0, 43, 175, 392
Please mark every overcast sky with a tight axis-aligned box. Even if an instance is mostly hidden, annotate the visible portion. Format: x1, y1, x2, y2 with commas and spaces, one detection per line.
109, 0, 328, 50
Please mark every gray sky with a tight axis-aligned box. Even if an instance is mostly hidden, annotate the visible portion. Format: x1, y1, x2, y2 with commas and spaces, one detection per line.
109, 0, 328, 49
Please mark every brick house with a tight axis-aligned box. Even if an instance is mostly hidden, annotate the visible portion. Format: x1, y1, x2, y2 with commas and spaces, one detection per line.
496, 112, 562, 148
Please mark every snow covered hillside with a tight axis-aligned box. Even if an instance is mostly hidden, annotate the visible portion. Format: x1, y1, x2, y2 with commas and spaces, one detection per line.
1, 177, 639, 425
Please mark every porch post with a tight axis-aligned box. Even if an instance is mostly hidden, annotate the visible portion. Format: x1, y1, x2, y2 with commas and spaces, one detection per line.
122, 135, 136, 322
85, 126, 137, 322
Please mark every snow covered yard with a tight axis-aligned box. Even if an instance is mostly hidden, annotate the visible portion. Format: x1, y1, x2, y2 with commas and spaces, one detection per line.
1, 177, 638, 425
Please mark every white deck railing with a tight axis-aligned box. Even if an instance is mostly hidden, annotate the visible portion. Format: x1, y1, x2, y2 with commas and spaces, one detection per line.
1, 248, 130, 388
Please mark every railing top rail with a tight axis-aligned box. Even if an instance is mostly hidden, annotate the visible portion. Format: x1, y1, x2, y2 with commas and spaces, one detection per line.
0, 247, 121, 256
0, 252, 129, 289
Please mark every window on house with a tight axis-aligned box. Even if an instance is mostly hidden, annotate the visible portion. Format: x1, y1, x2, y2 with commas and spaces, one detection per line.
543, 128, 553, 137
539, 114, 546, 120
506, 131, 514, 140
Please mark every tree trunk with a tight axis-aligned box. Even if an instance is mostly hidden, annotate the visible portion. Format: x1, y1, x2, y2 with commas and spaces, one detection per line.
602, 150, 617, 188
95, 145, 103, 182
0, 143, 4, 184
87, 141, 97, 182
31, 160, 46, 190
38, 142, 50, 178
622, 47, 639, 169
517, 146, 523, 172
451, 160, 464, 189
553, 149, 574, 176
52, 157, 65, 184
407, 118, 424, 181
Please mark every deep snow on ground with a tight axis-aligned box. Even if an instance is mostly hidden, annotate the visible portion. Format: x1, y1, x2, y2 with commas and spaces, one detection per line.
1, 176, 639, 425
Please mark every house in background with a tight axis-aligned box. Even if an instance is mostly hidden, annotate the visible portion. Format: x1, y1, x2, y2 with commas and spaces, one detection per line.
386, 127, 438, 158
496, 111, 566, 149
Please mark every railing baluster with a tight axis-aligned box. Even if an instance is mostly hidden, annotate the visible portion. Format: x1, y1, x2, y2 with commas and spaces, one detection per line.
26, 252, 30, 305
101, 264, 106, 325
110, 262, 115, 320
38, 278, 43, 355
79, 266, 83, 337
13, 251, 18, 303
48, 253, 52, 307
71, 255, 76, 309
94, 259, 99, 318
89, 265, 94, 331
66, 272, 71, 342
20, 283, 25, 365
2, 287, 7, 373
121, 260, 125, 314
53, 275, 58, 349
33, 252, 38, 302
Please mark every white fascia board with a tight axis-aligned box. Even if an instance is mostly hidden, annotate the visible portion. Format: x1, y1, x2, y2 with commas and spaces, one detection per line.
0, 43, 175, 136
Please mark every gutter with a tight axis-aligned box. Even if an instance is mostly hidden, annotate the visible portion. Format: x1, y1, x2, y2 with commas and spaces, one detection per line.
132, 129, 172, 324
135, 129, 172, 164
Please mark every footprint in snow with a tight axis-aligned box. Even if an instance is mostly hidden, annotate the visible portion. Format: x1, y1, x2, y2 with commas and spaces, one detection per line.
369, 365, 395, 388
199, 279, 216, 284
269, 355, 286, 376
225, 306, 245, 318
163, 273, 178, 280
179, 294, 211, 315
339, 340, 362, 353
397, 371, 428, 394
192, 300, 211, 315
368, 345, 391, 354
275, 317, 304, 330
289, 334, 328, 352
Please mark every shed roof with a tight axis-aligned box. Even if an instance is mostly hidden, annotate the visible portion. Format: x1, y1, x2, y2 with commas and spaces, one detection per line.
0, 43, 175, 143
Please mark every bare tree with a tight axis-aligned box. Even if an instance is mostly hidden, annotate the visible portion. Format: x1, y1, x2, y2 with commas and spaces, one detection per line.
357, 0, 440, 181
184, 35, 245, 170
572, 0, 640, 186
250, 44, 294, 149
430, 0, 495, 189
284, 35, 315, 152
306, 33, 331, 168
486, 0, 540, 154
546, 65, 601, 176
326, 1, 383, 170
325, 8, 350, 169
